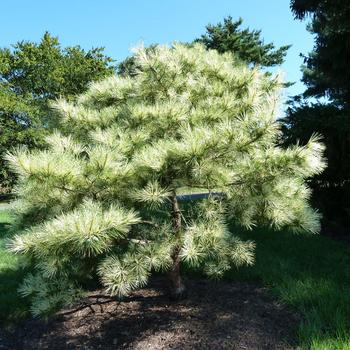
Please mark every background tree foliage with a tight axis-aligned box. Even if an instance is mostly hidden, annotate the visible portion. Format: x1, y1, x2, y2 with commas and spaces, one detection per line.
284, 0, 350, 227
290, 0, 350, 104
195, 16, 291, 67
0, 87, 43, 192
7, 44, 324, 316
118, 17, 290, 77
0, 32, 114, 191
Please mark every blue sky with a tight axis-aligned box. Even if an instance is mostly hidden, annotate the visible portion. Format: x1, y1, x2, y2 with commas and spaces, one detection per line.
1, 0, 313, 100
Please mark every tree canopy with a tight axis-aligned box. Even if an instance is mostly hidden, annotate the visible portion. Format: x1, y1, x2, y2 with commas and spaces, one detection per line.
0, 32, 114, 190
7, 44, 324, 316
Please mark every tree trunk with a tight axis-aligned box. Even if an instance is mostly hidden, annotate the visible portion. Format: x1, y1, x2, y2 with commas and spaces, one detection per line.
168, 192, 186, 299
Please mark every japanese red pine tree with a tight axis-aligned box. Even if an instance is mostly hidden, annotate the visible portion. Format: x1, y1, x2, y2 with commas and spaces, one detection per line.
6, 44, 325, 316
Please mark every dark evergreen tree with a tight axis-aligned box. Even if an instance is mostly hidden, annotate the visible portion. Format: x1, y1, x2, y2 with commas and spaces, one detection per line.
290, 0, 350, 104
284, 0, 350, 226
195, 17, 291, 67
118, 17, 290, 76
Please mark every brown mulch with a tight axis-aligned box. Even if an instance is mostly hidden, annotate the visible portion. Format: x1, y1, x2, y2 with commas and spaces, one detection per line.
1, 279, 300, 350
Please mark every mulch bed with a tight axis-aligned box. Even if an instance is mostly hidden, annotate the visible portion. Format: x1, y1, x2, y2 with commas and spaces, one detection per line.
1, 279, 300, 350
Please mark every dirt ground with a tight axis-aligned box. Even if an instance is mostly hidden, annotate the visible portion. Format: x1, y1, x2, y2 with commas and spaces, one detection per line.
1, 279, 300, 350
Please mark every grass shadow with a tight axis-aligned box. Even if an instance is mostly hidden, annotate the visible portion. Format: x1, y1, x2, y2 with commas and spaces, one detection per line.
0, 208, 30, 325
226, 226, 350, 349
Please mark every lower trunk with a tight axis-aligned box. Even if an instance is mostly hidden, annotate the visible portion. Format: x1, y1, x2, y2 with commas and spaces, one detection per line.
168, 247, 186, 299
168, 192, 186, 299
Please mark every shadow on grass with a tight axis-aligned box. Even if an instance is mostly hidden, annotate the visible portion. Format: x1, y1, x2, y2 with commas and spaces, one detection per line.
0, 222, 9, 235
0, 268, 29, 325
0, 213, 30, 325
225, 227, 350, 349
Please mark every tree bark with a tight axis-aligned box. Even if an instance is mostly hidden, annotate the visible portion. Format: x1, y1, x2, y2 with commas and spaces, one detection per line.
168, 192, 186, 299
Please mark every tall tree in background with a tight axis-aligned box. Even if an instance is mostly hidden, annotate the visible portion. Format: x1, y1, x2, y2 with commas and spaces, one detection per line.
284, 0, 350, 227
118, 17, 290, 76
0, 32, 114, 191
195, 16, 291, 67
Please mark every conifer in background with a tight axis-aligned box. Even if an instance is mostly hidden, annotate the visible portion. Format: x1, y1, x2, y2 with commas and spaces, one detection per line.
283, 0, 350, 227
118, 17, 290, 76
7, 44, 325, 316
196, 16, 290, 67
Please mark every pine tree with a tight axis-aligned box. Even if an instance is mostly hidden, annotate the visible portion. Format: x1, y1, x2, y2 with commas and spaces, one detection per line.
7, 44, 325, 316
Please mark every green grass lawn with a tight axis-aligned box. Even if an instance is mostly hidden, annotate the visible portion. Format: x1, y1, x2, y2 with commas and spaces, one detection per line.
0, 205, 350, 349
